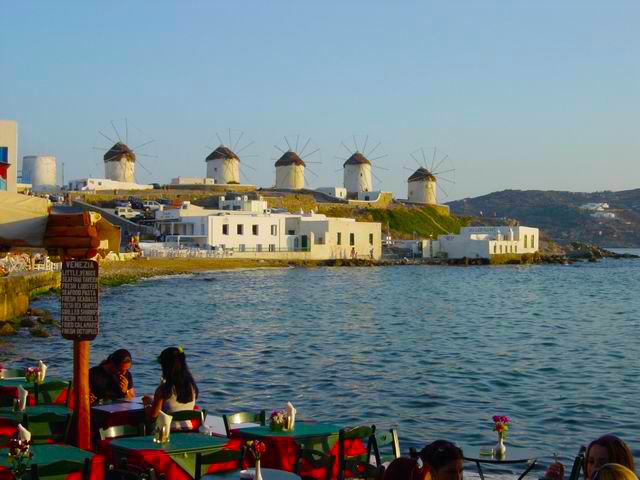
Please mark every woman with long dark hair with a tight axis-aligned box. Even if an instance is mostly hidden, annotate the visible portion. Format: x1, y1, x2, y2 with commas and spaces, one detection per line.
143, 346, 199, 429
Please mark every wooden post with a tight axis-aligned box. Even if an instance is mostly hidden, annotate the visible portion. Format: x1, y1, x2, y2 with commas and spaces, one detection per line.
73, 339, 91, 450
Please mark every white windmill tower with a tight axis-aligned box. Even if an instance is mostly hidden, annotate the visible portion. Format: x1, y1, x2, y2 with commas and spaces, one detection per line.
273, 136, 320, 190
406, 147, 455, 205
205, 130, 256, 184
337, 136, 388, 195
94, 119, 156, 184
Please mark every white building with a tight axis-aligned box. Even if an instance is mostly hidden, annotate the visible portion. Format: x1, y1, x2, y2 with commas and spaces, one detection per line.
343, 152, 372, 195
423, 226, 539, 260
407, 167, 437, 204
104, 142, 136, 183
592, 211, 616, 219
275, 151, 305, 190
357, 191, 382, 202
67, 178, 153, 192
219, 195, 268, 213
580, 203, 609, 211
171, 177, 215, 186
206, 146, 240, 184
316, 187, 347, 200
154, 202, 382, 260
22, 155, 57, 191
0, 120, 18, 193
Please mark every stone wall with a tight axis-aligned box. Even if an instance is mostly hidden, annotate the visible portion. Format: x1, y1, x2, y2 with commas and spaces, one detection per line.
0, 271, 60, 321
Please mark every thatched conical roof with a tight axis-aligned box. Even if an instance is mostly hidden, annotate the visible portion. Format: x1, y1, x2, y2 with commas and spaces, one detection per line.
343, 152, 371, 167
104, 142, 135, 163
408, 167, 436, 182
206, 145, 240, 162
275, 151, 305, 167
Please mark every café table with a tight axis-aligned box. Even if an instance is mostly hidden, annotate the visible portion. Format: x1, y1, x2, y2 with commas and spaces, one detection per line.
109, 432, 229, 480
231, 422, 366, 479
206, 467, 301, 480
0, 444, 105, 480
91, 400, 146, 431
463, 444, 540, 480
0, 378, 69, 407
0, 404, 73, 442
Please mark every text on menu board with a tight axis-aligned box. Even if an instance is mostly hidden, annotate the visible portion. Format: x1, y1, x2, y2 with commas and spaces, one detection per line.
61, 260, 99, 340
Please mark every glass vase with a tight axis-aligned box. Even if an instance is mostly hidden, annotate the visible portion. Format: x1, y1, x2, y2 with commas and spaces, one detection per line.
255, 458, 263, 480
495, 433, 506, 457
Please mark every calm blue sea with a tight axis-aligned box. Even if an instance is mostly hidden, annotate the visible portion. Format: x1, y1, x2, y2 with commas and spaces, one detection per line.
3, 254, 640, 468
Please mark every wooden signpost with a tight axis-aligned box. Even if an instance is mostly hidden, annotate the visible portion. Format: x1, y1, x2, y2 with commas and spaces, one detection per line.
61, 259, 99, 450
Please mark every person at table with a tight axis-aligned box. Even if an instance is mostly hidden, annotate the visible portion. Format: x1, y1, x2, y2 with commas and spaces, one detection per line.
143, 346, 199, 431
545, 435, 635, 480
384, 440, 464, 480
593, 464, 638, 480
89, 348, 135, 405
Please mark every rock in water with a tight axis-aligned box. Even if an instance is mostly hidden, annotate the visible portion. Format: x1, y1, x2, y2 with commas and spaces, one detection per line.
0, 323, 17, 336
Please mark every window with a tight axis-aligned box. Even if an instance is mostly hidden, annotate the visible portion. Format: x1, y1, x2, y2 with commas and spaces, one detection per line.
369, 233, 374, 245
222, 224, 229, 235
499, 245, 503, 253
233, 205, 240, 210
337, 232, 342, 245
271, 225, 277, 236
237, 224, 244, 235
200, 224, 205, 235
288, 229, 295, 235
524, 235, 528, 248
315, 236, 324, 245
494, 245, 497, 254
350, 233, 355, 246
252, 225, 259, 236
531, 236, 535, 249
515, 245, 518, 253
269, 244, 275, 252
239, 244, 246, 252
257, 244, 262, 252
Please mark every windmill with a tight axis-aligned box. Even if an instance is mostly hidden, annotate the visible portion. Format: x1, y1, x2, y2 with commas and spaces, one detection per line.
273, 135, 320, 190
93, 118, 157, 184
405, 147, 455, 205
205, 129, 256, 185
335, 135, 388, 195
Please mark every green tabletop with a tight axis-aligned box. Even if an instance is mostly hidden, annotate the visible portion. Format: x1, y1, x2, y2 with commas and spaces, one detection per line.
0, 444, 93, 467
0, 405, 72, 423
110, 432, 228, 455
239, 422, 341, 439
0, 378, 65, 389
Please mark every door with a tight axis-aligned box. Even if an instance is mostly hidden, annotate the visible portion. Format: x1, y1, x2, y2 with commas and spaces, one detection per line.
300, 235, 308, 250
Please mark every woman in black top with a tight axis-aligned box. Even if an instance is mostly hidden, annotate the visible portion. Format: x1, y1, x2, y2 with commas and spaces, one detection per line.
89, 349, 135, 405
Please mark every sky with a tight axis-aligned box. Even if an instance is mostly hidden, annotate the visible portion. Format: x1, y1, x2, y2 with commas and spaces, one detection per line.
1, 1, 638, 201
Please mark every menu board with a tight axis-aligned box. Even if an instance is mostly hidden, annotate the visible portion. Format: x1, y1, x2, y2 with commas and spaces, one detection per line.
61, 260, 99, 340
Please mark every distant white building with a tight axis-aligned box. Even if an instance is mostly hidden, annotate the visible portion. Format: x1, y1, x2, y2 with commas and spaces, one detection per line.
171, 177, 215, 186
357, 191, 382, 202
591, 211, 615, 219
218, 195, 268, 213
0, 120, 18, 193
580, 203, 609, 211
316, 187, 347, 200
343, 152, 372, 195
423, 226, 539, 260
67, 178, 153, 192
154, 202, 381, 260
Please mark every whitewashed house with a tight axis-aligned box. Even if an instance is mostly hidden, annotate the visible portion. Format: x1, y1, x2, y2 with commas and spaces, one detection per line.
218, 195, 268, 213
154, 202, 381, 260
67, 178, 153, 191
423, 226, 539, 260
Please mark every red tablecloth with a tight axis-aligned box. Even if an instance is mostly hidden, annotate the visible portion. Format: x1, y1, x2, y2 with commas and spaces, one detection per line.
0, 453, 105, 480
0, 385, 68, 407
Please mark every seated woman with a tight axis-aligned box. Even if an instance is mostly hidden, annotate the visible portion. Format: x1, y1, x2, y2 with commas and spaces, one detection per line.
89, 349, 135, 405
384, 440, 464, 480
143, 346, 199, 431
593, 464, 638, 480
545, 435, 635, 480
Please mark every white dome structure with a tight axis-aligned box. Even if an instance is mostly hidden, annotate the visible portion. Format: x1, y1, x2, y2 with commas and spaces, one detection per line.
275, 151, 305, 189
206, 145, 240, 184
104, 142, 135, 183
22, 155, 57, 190
407, 167, 437, 204
343, 152, 372, 194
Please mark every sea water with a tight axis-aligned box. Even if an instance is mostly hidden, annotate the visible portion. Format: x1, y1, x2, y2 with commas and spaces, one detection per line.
4, 255, 640, 468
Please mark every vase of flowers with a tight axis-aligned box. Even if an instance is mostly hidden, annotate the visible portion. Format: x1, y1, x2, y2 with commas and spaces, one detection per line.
270, 409, 287, 431
247, 440, 266, 480
8, 434, 32, 478
492, 415, 510, 457
25, 367, 40, 384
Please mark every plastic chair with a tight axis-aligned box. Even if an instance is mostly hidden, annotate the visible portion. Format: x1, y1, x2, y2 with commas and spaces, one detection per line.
372, 428, 401, 466
32, 457, 91, 480
171, 408, 207, 432
107, 459, 164, 480
35, 379, 72, 406
24, 411, 73, 444
194, 446, 245, 479
99, 423, 146, 440
222, 410, 266, 437
568, 446, 587, 480
338, 425, 380, 480
294, 446, 336, 480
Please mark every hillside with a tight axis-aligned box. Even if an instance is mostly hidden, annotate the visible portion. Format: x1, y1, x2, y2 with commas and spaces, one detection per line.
446, 189, 640, 247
